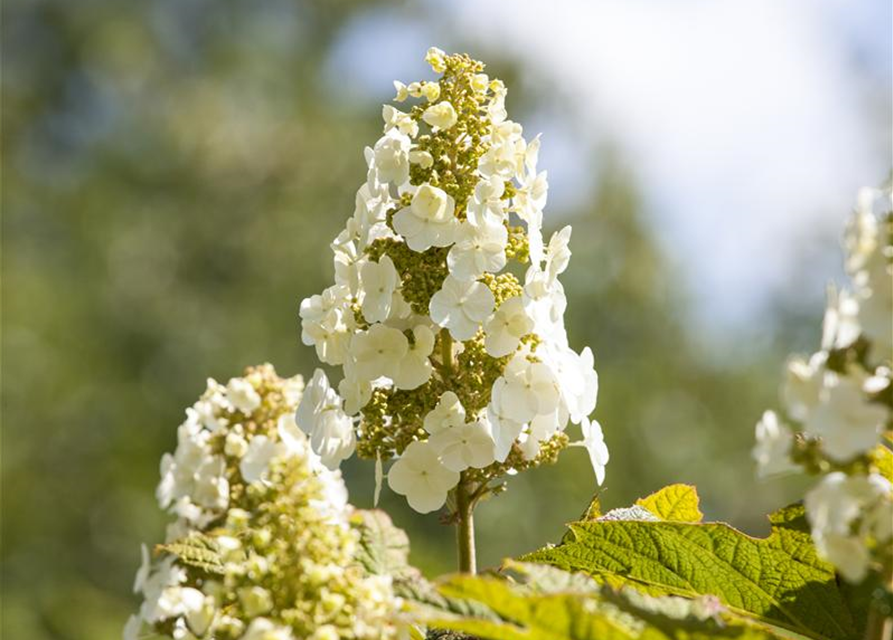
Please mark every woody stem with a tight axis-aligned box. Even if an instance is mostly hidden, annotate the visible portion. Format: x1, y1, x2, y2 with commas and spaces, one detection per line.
456, 472, 476, 574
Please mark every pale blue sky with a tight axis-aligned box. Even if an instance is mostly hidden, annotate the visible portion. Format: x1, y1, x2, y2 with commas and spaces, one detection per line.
326, 0, 891, 336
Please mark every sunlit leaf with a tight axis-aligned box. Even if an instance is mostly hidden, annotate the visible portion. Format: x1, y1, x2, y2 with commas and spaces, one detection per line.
522, 488, 867, 640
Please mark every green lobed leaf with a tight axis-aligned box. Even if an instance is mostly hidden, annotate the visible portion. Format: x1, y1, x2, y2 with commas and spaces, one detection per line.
430, 573, 785, 640
351, 509, 412, 578
522, 490, 867, 640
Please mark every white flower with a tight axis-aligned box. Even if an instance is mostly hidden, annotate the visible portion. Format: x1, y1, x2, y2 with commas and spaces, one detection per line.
856, 248, 893, 359
465, 182, 507, 230
483, 296, 533, 358
752, 410, 797, 478
241, 617, 294, 640
429, 275, 495, 341
478, 122, 524, 179
392, 184, 457, 252
226, 377, 261, 414
845, 195, 880, 274
338, 373, 372, 416
518, 413, 559, 460
276, 413, 307, 457
409, 149, 434, 168
387, 441, 459, 513
421, 82, 441, 102
821, 286, 861, 351
393, 325, 435, 390
803, 372, 886, 462
299, 284, 354, 366
139, 557, 200, 624
295, 369, 357, 469
541, 344, 598, 425
487, 379, 525, 462
224, 431, 249, 458
423, 391, 466, 434
514, 137, 549, 235
487, 80, 508, 124
360, 256, 399, 323
545, 226, 572, 283
819, 533, 871, 584
309, 404, 356, 471
782, 353, 826, 422
425, 46, 447, 73
393, 80, 409, 102
192, 455, 229, 511
156, 425, 209, 508
133, 543, 152, 593
239, 435, 283, 484
373, 129, 411, 185
422, 101, 458, 130
429, 419, 496, 472
523, 264, 568, 344
497, 352, 560, 424
447, 218, 508, 281
351, 324, 409, 381
185, 596, 216, 636
382, 104, 418, 137
805, 472, 892, 582
577, 417, 609, 485
352, 170, 397, 250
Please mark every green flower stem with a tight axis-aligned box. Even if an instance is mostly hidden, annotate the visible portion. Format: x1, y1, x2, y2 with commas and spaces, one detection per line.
455, 473, 476, 575
441, 326, 476, 574
441, 328, 453, 376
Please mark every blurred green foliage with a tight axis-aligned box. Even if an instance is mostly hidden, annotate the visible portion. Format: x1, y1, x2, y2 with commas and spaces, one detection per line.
2, 1, 814, 638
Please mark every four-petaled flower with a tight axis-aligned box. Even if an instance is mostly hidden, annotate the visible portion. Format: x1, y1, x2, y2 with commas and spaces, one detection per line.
429, 275, 495, 341
447, 218, 508, 281
393, 184, 457, 251
484, 296, 533, 357
387, 441, 459, 513
429, 420, 496, 472
360, 256, 399, 323
351, 324, 408, 381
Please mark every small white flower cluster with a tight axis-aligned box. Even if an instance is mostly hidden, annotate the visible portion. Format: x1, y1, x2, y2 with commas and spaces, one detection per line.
753, 182, 893, 583
298, 49, 605, 514
125, 364, 404, 640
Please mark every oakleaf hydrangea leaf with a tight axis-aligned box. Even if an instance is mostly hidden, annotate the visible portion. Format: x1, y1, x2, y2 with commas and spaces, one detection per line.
522, 495, 867, 640
352, 509, 412, 578
430, 573, 785, 640
635, 484, 703, 523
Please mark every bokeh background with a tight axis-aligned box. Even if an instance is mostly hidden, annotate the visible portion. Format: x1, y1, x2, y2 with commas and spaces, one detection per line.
2, 1, 891, 638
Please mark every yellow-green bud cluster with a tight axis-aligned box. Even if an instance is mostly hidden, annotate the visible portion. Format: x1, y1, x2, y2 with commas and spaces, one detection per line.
125, 365, 405, 640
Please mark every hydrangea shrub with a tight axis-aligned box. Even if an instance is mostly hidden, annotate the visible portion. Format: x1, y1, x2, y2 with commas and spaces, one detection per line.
124, 49, 893, 640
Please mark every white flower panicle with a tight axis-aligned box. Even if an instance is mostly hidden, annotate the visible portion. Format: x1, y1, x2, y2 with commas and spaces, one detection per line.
126, 364, 404, 640
753, 180, 893, 584
297, 49, 605, 515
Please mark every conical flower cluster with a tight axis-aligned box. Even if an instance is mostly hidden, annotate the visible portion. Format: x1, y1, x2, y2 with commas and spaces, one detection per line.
298, 49, 605, 514
753, 181, 893, 583
125, 364, 405, 640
